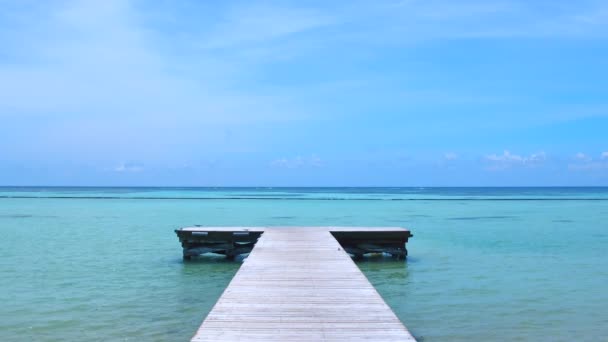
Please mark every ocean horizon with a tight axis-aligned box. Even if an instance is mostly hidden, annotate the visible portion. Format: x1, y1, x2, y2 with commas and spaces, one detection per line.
1, 186, 607, 341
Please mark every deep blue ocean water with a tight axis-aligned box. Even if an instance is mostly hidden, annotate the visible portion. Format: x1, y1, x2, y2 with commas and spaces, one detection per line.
1, 187, 607, 341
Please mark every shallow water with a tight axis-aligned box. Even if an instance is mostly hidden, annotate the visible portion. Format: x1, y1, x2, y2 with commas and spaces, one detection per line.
0, 187, 607, 341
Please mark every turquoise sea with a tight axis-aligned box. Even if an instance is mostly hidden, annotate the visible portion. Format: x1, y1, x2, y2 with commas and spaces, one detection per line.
1, 187, 607, 341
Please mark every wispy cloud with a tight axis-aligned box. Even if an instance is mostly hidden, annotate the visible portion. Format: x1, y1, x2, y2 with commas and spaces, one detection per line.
569, 151, 608, 171
484, 150, 547, 170
270, 155, 322, 169
575, 152, 592, 162
0, 0, 306, 124
3, 0, 607, 124
112, 163, 144, 173
198, 4, 334, 50
283, 0, 608, 48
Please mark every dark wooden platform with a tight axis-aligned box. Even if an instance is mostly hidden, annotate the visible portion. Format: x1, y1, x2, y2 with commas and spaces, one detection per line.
175, 227, 415, 341
175, 226, 412, 260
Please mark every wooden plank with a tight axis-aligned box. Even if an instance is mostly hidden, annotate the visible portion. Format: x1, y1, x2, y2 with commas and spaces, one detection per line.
181, 226, 266, 232
189, 227, 415, 341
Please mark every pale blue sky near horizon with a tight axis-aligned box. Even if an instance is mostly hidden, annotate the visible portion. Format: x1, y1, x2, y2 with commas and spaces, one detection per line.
1, 0, 607, 186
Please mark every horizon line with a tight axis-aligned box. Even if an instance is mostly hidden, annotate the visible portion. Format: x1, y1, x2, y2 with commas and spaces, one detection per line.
1, 185, 608, 188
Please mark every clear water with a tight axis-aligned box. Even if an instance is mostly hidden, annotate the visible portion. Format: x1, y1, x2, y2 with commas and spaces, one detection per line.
0, 187, 607, 341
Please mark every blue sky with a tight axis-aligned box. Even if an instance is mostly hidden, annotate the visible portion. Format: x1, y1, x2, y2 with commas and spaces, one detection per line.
1, 0, 607, 186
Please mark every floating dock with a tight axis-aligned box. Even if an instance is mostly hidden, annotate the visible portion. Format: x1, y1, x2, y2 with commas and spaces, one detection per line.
175, 227, 415, 341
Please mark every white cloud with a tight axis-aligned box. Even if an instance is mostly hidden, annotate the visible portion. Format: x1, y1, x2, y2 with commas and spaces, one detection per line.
568, 151, 608, 171
113, 163, 144, 173
484, 150, 547, 170
575, 152, 592, 162
270, 155, 322, 169
486, 150, 521, 162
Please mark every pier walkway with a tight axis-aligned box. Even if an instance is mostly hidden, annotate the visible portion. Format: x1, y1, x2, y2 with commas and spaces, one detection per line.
177, 227, 415, 341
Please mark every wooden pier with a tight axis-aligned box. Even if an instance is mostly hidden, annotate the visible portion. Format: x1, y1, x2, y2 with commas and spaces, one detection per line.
175, 227, 415, 341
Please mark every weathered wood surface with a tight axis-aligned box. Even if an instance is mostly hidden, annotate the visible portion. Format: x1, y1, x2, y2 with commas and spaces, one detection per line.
190, 227, 415, 341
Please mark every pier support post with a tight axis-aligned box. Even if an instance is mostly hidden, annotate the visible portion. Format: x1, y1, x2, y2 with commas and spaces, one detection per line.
225, 249, 236, 260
